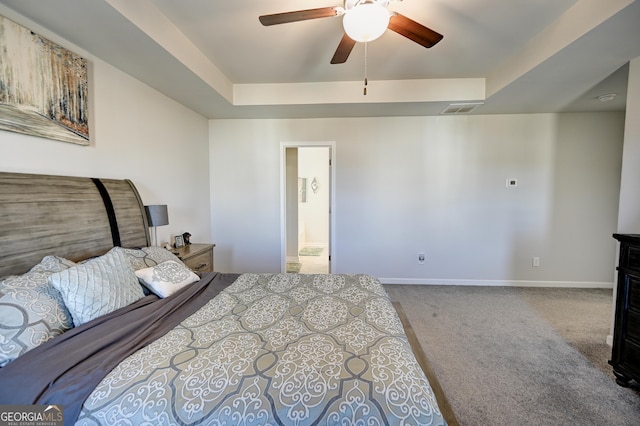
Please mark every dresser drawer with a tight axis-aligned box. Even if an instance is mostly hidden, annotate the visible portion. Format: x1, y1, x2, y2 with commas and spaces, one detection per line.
627, 309, 640, 343
620, 338, 640, 376
627, 274, 640, 310
621, 244, 640, 272
184, 250, 213, 273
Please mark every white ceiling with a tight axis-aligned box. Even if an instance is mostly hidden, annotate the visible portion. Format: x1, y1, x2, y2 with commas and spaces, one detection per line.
1, 0, 638, 119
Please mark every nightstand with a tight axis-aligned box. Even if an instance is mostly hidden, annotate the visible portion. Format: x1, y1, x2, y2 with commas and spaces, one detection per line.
172, 243, 215, 273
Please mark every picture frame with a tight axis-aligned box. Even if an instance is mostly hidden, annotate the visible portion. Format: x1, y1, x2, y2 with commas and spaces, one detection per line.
174, 235, 185, 248
0, 14, 89, 145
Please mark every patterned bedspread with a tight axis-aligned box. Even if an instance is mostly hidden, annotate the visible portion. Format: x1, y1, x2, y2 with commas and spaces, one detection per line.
77, 273, 445, 425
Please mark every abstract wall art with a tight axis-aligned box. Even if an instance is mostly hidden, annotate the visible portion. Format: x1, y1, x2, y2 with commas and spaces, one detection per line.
0, 15, 89, 145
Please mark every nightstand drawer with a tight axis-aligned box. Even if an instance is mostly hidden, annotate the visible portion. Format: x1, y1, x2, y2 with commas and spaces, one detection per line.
184, 250, 213, 273
173, 243, 215, 274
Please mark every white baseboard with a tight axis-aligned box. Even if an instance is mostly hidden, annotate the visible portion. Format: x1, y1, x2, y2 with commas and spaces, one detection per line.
379, 278, 614, 289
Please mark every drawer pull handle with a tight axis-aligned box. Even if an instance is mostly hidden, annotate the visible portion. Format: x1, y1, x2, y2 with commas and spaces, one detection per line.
194, 263, 207, 271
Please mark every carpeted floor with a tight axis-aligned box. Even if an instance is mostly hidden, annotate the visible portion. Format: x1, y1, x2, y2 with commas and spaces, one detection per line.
385, 285, 640, 425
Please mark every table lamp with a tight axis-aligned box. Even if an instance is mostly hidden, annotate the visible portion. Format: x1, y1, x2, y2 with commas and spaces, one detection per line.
144, 204, 169, 246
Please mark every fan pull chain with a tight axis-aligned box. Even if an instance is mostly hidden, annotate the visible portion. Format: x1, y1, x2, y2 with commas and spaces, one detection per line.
363, 42, 368, 96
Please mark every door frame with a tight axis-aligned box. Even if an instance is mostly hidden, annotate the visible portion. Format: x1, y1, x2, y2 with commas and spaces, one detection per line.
280, 141, 336, 273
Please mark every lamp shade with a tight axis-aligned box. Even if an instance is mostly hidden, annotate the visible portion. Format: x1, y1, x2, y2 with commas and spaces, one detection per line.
145, 205, 169, 227
343, 2, 389, 42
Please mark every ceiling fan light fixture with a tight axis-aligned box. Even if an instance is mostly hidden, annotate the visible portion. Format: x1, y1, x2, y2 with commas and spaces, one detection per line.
343, 2, 390, 42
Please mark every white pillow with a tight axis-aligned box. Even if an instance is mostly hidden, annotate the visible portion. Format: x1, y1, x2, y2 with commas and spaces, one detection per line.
135, 260, 200, 298
48, 250, 145, 326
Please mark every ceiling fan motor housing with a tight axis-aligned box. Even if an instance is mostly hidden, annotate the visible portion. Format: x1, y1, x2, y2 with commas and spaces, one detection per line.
344, 0, 391, 11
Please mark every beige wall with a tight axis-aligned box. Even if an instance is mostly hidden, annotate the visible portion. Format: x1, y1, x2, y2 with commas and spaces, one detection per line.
617, 56, 640, 233
210, 113, 624, 286
0, 6, 211, 248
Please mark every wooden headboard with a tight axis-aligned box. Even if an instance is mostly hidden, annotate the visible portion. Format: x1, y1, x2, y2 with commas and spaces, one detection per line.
0, 172, 151, 277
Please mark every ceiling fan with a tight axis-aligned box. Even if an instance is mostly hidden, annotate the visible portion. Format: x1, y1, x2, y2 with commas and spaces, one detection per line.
259, 0, 443, 64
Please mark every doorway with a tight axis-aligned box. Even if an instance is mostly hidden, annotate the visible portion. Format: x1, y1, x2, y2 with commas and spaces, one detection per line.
281, 142, 334, 274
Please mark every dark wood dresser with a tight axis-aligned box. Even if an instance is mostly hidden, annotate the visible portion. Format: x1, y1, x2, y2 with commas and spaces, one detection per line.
610, 234, 640, 386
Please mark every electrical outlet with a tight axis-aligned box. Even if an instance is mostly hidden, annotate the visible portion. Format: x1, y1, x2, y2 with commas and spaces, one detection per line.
532, 257, 540, 267
418, 253, 425, 264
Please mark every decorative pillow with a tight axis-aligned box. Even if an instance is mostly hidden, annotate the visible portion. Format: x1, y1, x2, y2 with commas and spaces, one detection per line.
48, 250, 145, 326
0, 268, 74, 367
135, 260, 200, 298
110, 246, 185, 271
28, 255, 76, 274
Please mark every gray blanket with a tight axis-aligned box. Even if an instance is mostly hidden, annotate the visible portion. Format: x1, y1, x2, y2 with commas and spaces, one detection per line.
0, 272, 239, 425
77, 273, 446, 425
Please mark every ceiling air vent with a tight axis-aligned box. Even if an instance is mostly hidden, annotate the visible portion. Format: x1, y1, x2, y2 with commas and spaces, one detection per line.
441, 102, 484, 115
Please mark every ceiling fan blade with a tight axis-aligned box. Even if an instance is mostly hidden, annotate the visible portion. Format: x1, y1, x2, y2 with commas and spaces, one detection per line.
388, 13, 443, 48
259, 7, 340, 26
330, 33, 357, 64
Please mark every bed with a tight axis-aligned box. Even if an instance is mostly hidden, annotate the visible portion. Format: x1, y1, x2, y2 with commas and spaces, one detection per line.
0, 172, 446, 425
